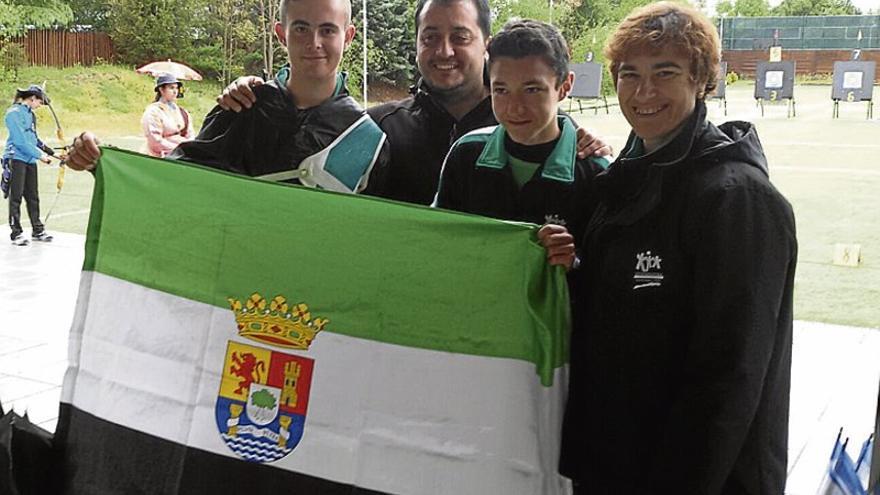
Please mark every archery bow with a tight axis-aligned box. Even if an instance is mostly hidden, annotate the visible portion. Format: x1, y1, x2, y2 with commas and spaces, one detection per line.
43, 81, 67, 225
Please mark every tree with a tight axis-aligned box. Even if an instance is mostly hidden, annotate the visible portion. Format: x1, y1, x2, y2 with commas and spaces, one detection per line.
561, 0, 655, 96
204, 0, 260, 84
255, 0, 281, 78
0, 0, 73, 37
0, 42, 27, 80
105, 0, 199, 66
492, 0, 555, 30
0, 0, 72, 81
716, 0, 772, 17
340, 26, 382, 100
352, 0, 415, 85
773, 0, 861, 15
68, 0, 111, 30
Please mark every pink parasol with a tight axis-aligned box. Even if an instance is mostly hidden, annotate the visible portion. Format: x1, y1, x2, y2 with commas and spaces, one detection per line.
135, 60, 203, 81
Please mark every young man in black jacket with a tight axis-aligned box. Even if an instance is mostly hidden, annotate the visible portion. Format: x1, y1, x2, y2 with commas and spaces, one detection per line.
67, 0, 388, 195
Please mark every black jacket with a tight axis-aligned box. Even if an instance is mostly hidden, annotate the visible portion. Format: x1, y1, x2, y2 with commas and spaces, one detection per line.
434, 117, 607, 245
172, 75, 389, 194
561, 101, 797, 495
367, 79, 496, 205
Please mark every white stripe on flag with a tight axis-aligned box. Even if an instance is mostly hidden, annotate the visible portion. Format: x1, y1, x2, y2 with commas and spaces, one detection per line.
62, 272, 569, 495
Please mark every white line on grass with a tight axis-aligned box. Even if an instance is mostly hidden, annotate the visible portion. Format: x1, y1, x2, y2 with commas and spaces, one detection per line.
0, 208, 90, 228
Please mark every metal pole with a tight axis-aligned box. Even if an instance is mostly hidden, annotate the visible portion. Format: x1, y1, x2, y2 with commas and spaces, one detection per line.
869, 379, 879, 494
362, 0, 368, 107
549, 0, 553, 24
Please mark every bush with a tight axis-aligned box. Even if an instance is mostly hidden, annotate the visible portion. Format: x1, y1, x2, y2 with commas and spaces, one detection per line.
340, 35, 382, 101
726, 71, 739, 86
0, 43, 28, 81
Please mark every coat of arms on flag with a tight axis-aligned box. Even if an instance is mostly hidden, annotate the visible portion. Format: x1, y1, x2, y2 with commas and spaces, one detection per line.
215, 293, 326, 463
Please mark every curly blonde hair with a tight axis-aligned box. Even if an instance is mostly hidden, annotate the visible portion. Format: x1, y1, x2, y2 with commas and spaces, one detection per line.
604, 1, 720, 98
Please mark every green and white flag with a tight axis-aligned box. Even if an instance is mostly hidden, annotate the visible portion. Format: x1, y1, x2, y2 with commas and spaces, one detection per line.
57, 148, 570, 494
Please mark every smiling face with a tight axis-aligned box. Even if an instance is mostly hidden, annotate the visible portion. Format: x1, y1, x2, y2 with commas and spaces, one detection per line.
416, 0, 488, 101
159, 84, 179, 103
490, 55, 572, 146
616, 50, 700, 152
274, 0, 355, 84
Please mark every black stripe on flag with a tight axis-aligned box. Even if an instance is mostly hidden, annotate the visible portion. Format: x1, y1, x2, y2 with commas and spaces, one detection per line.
55, 404, 389, 495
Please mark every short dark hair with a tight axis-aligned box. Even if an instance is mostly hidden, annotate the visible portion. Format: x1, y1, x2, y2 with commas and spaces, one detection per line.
488, 19, 570, 86
414, 0, 491, 39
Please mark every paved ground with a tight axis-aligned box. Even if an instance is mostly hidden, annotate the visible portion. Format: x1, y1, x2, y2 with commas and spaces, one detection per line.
0, 231, 877, 493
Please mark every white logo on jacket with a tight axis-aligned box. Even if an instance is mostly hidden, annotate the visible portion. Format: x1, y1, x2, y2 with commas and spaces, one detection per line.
633, 250, 663, 290
544, 214, 566, 226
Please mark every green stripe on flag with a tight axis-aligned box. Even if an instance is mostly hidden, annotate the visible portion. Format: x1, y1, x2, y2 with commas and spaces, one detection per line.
85, 148, 569, 385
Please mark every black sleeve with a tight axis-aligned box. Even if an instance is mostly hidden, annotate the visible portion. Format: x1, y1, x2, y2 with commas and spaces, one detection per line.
169, 105, 252, 174
566, 157, 606, 305
362, 138, 392, 198
649, 176, 797, 493
432, 145, 467, 211
37, 139, 55, 156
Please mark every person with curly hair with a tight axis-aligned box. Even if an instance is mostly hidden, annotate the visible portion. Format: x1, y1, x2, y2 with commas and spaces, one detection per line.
541, 3, 798, 493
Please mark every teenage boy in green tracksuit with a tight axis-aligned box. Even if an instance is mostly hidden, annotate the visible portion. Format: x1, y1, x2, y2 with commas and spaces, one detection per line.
434, 19, 607, 261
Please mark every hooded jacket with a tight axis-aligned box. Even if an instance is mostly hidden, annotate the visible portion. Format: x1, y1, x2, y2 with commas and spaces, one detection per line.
367, 79, 497, 205
560, 101, 797, 495
172, 72, 389, 194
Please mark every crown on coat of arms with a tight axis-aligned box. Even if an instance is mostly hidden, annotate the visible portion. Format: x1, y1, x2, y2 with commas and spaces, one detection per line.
228, 292, 327, 350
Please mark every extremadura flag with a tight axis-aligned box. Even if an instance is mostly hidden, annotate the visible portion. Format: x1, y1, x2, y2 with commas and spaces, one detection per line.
56, 148, 570, 494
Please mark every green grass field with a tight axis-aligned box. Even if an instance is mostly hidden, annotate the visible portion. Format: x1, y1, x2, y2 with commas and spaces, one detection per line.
2, 67, 878, 328
0, 64, 223, 137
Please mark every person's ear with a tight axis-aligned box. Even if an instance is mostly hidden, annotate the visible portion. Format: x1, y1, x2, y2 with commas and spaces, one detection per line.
344, 23, 356, 48
274, 21, 287, 45
696, 79, 709, 100
558, 71, 575, 101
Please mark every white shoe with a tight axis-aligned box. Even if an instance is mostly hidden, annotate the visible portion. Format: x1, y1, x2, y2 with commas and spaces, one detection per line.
11, 234, 29, 246
31, 231, 53, 242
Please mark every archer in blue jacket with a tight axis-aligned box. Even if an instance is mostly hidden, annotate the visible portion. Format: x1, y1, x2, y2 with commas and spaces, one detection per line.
3, 85, 55, 246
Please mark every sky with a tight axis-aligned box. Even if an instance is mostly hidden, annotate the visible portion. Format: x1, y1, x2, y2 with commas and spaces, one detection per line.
847, 0, 877, 11
703, 0, 878, 15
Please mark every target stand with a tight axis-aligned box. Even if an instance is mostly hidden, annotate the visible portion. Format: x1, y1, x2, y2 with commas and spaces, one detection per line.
755, 61, 796, 118
567, 62, 608, 114
831, 61, 875, 120
711, 62, 729, 116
